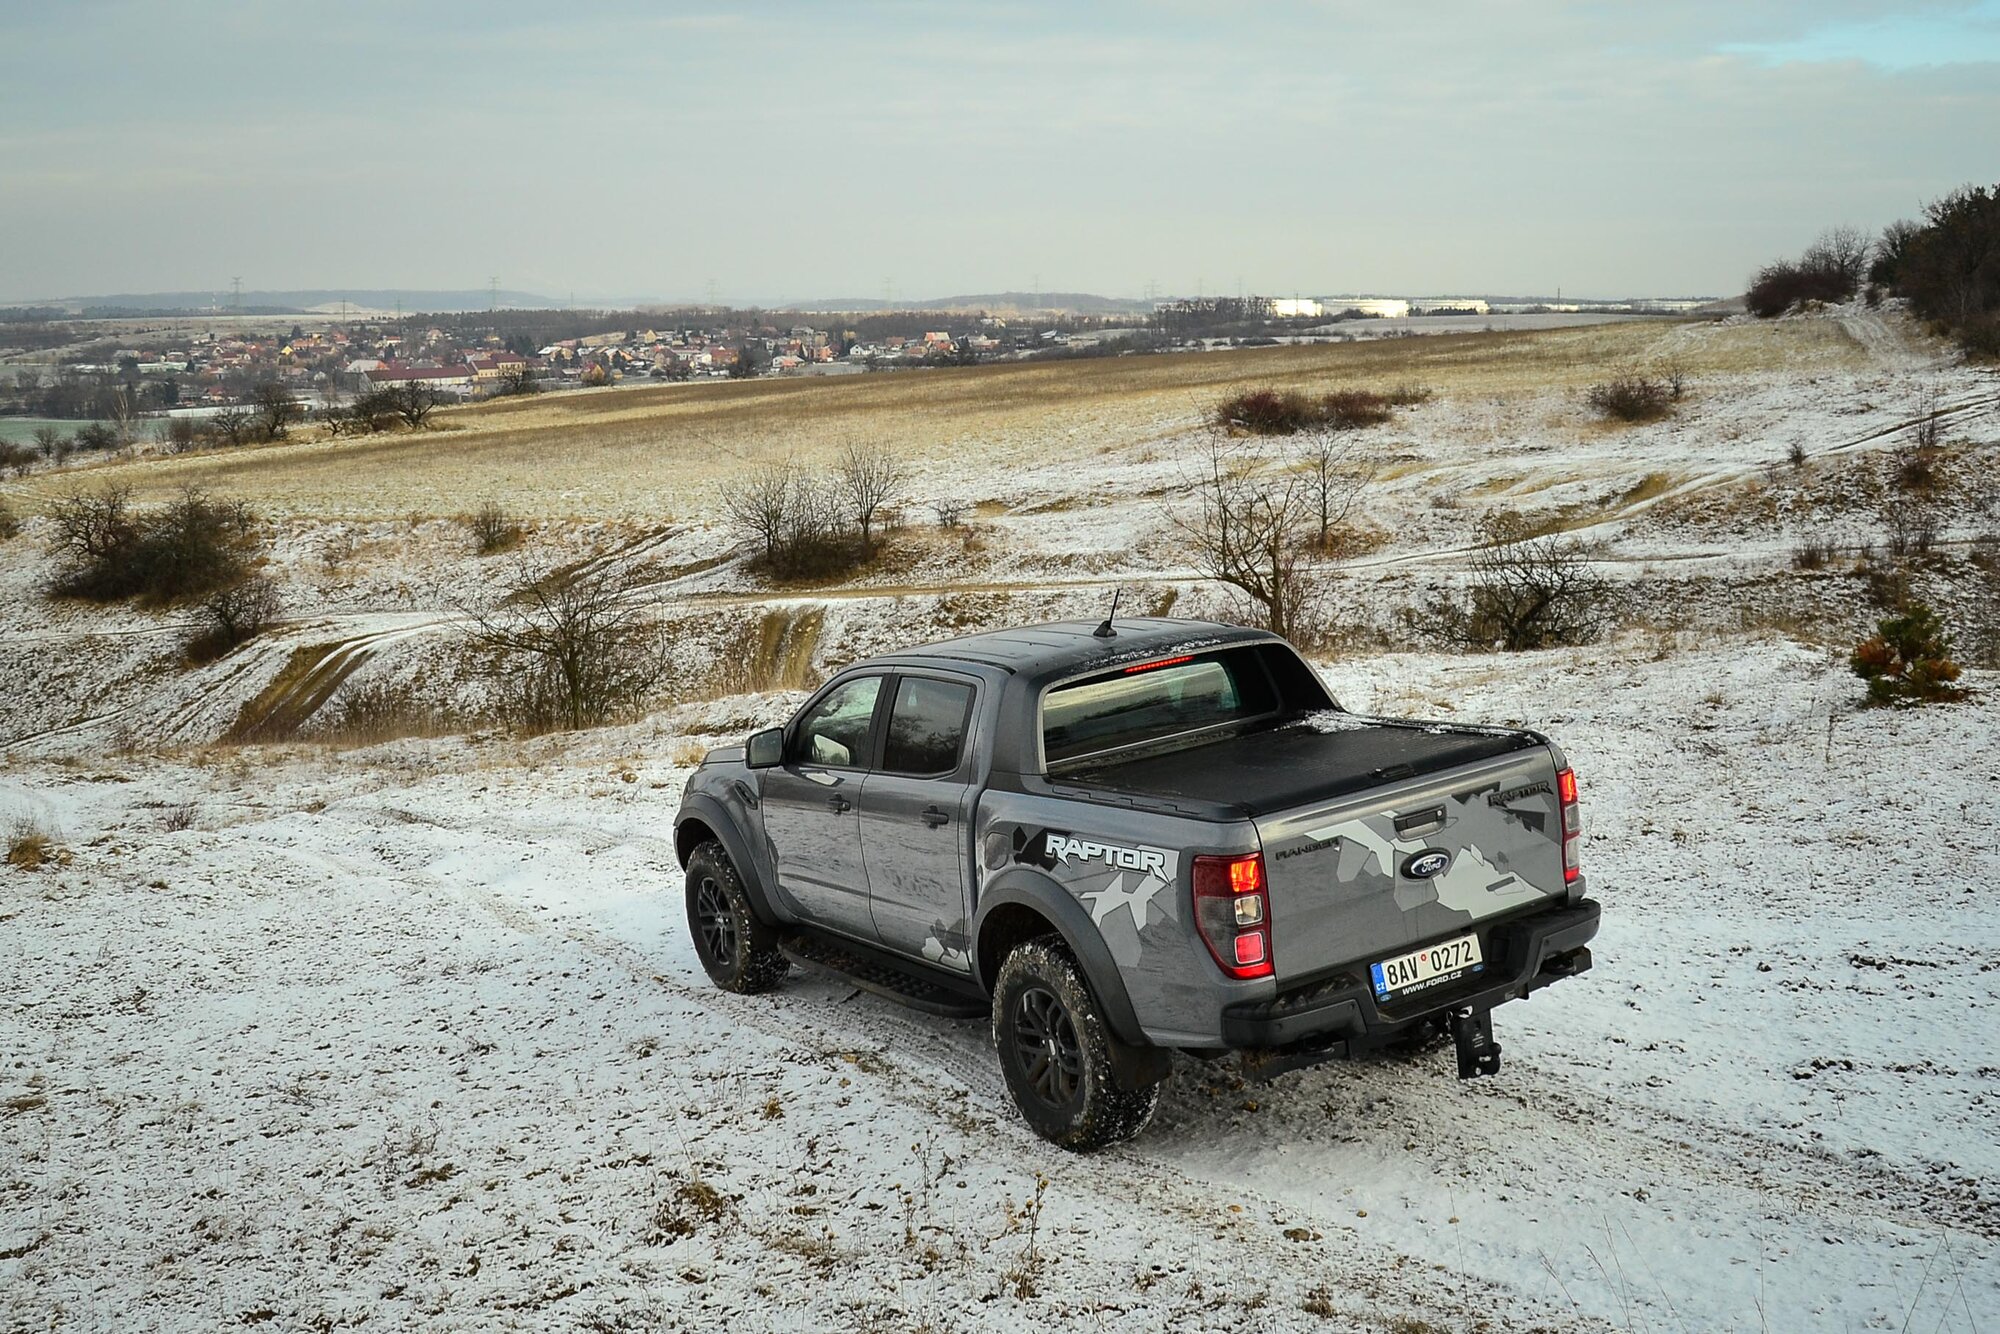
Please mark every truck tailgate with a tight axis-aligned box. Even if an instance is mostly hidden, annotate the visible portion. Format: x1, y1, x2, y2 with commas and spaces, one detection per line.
1255, 744, 1568, 983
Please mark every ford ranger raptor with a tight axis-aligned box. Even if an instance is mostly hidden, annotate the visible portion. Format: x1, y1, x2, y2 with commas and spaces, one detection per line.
673, 617, 1599, 1150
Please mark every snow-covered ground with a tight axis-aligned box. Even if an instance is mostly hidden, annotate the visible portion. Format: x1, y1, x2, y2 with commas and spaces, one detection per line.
2, 641, 1994, 1331
3, 310, 1998, 1330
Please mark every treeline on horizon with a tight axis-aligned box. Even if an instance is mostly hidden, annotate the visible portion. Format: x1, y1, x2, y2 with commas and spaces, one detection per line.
1748, 181, 2000, 356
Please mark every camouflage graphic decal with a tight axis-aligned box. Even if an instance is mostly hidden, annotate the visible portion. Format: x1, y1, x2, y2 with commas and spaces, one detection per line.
1012, 827, 1180, 968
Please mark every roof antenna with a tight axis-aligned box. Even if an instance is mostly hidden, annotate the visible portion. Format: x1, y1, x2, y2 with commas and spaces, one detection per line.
1093, 587, 1123, 638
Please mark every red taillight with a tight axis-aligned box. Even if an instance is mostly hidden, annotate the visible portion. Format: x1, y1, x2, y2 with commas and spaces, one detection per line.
1557, 767, 1582, 884
1193, 853, 1273, 980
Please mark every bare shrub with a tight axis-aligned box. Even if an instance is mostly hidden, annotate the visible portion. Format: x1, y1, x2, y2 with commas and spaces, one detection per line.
466, 563, 668, 732
931, 498, 969, 529
1747, 226, 1870, 316
161, 804, 196, 833
1320, 389, 1393, 430
32, 425, 67, 459
1383, 383, 1434, 406
467, 501, 523, 555
0, 497, 17, 541
349, 390, 398, 433
1167, 438, 1325, 642
1216, 388, 1321, 435
165, 417, 198, 453
48, 483, 264, 612
312, 678, 459, 745
835, 443, 905, 552
1791, 538, 1840, 570
1216, 387, 1400, 435
1586, 376, 1675, 424
1786, 441, 1808, 469
185, 574, 280, 664
0, 441, 33, 476
1406, 515, 1611, 651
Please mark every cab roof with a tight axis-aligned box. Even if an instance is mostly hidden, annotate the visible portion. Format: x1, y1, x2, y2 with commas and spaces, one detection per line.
863, 617, 1278, 686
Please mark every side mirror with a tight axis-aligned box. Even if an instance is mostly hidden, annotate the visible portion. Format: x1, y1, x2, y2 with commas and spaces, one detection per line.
745, 728, 784, 769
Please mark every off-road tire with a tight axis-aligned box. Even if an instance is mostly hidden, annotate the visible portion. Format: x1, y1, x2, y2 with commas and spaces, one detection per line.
991, 936, 1160, 1152
684, 841, 787, 994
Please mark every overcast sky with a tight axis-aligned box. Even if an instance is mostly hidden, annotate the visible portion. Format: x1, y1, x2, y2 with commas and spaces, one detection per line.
3, 1, 1996, 304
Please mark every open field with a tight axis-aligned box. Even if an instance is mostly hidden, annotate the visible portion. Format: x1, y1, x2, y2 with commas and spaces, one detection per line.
3, 308, 1997, 1331
6, 314, 1896, 521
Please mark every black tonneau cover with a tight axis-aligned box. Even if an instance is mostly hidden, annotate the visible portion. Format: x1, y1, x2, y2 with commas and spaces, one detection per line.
1063, 718, 1538, 817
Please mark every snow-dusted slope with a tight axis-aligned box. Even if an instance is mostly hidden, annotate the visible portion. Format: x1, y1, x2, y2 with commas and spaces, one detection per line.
3, 640, 1994, 1331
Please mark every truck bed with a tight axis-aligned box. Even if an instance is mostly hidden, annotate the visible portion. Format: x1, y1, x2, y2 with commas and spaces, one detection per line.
1063, 715, 1539, 816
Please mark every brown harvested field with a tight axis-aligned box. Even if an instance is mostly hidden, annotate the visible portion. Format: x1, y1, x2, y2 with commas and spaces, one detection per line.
13, 316, 1868, 520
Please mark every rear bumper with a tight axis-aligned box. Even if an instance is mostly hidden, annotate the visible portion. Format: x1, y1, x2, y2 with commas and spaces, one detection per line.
1219, 897, 1600, 1073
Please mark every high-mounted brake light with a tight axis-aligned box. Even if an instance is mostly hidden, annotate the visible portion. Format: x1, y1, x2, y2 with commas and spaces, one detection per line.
1121, 654, 1195, 675
1557, 767, 1582, 884
1193, 852, 1273, 980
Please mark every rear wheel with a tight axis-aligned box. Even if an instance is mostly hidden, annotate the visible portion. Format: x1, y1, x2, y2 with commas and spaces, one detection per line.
991, 937, 1160, 1152
684, 841, 786, 994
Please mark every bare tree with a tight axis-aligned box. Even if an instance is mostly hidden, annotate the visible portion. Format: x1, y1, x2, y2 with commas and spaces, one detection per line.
250, 382, 302, 441
1168, 438, 1321, 641
208, 408, 252, 447
1296, 432, 1372, 551
722, 462, 798, 566
391, 380, 442, 429
493, 365, 539, 396
1802, 225, 1872, 294
836, 443, 905, 551
47, 483, 136, 565
465, 563, 668, 732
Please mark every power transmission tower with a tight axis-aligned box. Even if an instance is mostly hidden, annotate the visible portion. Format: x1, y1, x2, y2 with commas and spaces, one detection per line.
231, 276, 243, 312
489, 276, 499, 312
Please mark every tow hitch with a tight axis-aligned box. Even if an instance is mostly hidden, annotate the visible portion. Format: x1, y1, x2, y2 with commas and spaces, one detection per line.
1451, 1007, 1501, 1079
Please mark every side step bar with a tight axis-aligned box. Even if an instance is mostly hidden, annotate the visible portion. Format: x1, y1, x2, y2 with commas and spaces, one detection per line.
779, 928, 988, 1020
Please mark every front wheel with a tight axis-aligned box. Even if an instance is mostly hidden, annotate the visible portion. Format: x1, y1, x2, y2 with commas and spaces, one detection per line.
991, 937, 1160, 1152
684, 841, 787, 994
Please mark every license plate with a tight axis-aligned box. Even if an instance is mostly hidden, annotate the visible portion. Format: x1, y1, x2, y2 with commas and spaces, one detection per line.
1371, 933, 1483, 1001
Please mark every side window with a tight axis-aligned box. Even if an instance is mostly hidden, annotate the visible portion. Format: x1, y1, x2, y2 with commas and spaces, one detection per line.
881, 677, 974, 776
791, 676, 882, 769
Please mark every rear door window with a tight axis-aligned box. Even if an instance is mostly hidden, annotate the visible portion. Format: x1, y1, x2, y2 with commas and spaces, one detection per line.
1042, 649, 1277, 766
881, 677, 975, 776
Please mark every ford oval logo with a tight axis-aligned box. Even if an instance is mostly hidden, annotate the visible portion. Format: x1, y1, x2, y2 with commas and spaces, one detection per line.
1402, 850, 1451, 879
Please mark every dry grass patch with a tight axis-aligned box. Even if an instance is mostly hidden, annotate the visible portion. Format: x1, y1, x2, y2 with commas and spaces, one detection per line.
22, 318, 1860, 522
6, 817, 57, 871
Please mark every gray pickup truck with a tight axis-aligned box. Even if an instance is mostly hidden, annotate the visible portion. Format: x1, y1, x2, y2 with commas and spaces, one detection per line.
673, 617, 1599, 1150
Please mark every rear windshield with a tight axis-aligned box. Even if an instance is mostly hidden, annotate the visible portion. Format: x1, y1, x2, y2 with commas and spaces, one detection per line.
1041, 649, 1278, 767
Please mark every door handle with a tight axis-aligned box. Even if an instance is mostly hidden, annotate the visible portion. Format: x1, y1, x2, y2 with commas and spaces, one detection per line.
827, 795, 852, 814
921, 806, 950, 828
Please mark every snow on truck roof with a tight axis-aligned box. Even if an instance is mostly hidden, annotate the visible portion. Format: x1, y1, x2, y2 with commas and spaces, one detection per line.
862, 617, 1278, 681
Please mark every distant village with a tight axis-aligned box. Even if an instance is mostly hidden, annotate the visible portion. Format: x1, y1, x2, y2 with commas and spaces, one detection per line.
0, 291, 1711, 434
